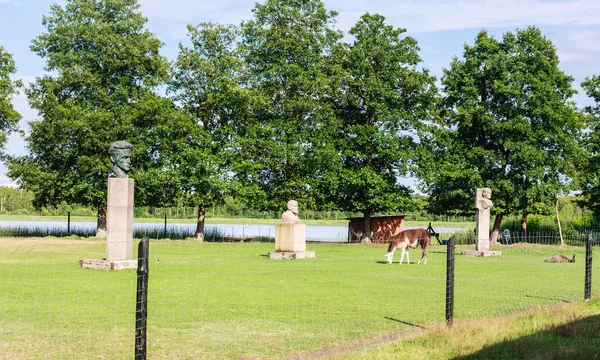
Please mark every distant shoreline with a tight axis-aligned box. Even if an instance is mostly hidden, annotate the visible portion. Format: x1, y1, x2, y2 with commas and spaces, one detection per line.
0, 214, 473, 228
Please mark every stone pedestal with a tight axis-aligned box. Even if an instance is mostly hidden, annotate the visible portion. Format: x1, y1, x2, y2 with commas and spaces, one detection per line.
475, 213, 490, 252
461, 250, 503, 257
468, 187, 502, 257
268, 224, 315, 259
80, 259, 137, 270
106, 178, 134, 261
81, 178, 136, 270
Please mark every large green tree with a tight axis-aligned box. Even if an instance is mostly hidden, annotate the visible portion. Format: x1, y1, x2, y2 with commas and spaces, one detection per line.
6, 0, 173, 235
331, 13, 438, 242
579, 76, 600, 214
0, 46, 21, 149
234, 0, 343, 213
169, 22, 251, 240
420, 27, 585, 241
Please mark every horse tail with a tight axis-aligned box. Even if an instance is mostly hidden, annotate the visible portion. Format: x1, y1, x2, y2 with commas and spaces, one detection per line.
387, 239, 396, 252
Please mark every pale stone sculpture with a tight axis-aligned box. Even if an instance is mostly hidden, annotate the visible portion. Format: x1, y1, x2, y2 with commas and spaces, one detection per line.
269, 200, 314, 259
475, 188, 493, 251
462, 187, 502, 257
281, 200, 301, 224
108, 141, 132, 178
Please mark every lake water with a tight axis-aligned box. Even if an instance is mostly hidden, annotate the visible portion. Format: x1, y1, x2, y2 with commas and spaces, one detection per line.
0, 220, 464, 243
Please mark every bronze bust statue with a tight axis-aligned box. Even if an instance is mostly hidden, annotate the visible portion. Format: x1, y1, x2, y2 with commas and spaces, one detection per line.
108, 141, 132, 178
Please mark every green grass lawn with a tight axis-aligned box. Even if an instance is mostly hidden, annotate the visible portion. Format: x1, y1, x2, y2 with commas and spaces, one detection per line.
0, 238, 597, 359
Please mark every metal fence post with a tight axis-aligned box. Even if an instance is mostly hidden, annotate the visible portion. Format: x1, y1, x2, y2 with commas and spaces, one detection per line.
67, 212, 71, 236
135, 237, 149, 360
164, 214, 167, 239
446, 235, 455, 327
585, 234, 592, 301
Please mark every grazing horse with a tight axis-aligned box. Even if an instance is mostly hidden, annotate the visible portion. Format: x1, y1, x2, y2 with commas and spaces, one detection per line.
384, 223, 440, 265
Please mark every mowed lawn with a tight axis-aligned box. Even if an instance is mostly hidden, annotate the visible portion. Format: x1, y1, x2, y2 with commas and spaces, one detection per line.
0, 238, 598, 359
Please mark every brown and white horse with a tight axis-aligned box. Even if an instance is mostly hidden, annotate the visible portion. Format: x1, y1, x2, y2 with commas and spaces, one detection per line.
384, 223, 440, 265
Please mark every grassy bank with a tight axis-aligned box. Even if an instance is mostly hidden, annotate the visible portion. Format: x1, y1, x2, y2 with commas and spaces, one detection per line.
1, 239, 598, 358
327, 298, 600, 359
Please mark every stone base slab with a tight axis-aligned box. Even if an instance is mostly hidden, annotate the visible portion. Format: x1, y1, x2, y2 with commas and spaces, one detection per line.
80, 259, 137, 270
268, 251, 316, 260
461, 250, 503, 257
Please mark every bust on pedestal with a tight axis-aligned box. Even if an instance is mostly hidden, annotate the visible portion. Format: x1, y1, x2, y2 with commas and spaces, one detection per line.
268, 200, 315, 259
462, 188, 503, 257
81, 141, 137, 270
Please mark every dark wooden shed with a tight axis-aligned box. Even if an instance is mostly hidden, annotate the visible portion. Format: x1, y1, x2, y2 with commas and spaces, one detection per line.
347, 215, 407, 243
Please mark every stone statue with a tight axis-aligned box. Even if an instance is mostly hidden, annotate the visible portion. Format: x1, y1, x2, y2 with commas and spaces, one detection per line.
475, 188, 493, 251
462, 187, 503, 256
281, 200, 301, 224
476, 188, 493, 210
108, 141, 132, 178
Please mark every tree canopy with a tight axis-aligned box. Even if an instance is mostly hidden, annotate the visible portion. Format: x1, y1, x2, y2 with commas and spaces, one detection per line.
233, 0, 343, 213
168, 22, 251, 239
5, 0, 176, 233
331, 13, 438, 241
579, 75, 600, 214
0, 46, 21, 150
420, 27, 585, 238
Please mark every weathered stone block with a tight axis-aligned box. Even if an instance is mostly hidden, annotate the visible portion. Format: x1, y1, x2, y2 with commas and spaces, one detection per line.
106, 178, 134, 261
461, 250, 503, 257
275, 223, 306, 252
268, 251, 316, 259
80, 259, 137, 270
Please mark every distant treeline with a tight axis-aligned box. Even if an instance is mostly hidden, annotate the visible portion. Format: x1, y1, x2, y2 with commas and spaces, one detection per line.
0, 186, 473, 221
0, 187, 596, 232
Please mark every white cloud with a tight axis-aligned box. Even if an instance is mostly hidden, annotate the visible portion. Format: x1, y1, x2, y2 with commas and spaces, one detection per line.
139, 0, 254, 24
139, 0, 600, 33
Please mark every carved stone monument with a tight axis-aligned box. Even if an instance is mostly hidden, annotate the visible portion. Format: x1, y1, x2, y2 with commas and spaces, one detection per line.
81, 141, 137, 270
462, 188, 502, 257
268, 200, 315, 259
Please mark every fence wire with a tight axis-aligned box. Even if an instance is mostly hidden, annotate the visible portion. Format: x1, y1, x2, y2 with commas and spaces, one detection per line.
0, 230, 598, 359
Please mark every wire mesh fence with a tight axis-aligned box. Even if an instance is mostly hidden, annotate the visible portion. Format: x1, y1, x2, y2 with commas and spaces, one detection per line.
1, 228, 599, 358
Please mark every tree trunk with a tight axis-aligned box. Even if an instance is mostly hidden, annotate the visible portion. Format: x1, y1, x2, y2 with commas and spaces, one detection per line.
96, 203, 107, 238
193, 206, 206, 241
490, 214, 503, 243
521, 213, 527, 243
556, 198, 564, 247
361, 213, 372, 243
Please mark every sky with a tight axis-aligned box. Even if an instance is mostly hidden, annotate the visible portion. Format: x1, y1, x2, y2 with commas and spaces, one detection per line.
1, 0, 600, 189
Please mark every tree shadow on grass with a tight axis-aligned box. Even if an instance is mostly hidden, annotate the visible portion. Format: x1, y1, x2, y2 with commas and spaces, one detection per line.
454, 314, 600, 360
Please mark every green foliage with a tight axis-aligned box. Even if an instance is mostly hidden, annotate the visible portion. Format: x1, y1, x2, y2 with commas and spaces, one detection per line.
234, 0, 343, 211
0, 186, 34, 212
168, 22, 249, 210
5, 0, 173, 209
580, 75, 600, 215
331, 13, 438, 217
0, 46, 21, 149
421, 27, 585, 218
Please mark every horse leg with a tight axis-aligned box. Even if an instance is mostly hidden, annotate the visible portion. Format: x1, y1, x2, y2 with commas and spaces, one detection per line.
386, 249, 395, 264
399, 247, 406, 265
418, 245, 428, 265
